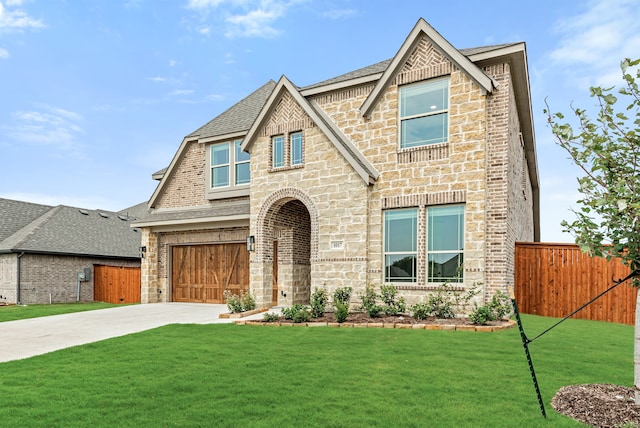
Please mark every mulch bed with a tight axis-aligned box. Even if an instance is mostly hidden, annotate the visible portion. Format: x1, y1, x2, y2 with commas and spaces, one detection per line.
552, 384, 640, 427
243, 312, 513, 330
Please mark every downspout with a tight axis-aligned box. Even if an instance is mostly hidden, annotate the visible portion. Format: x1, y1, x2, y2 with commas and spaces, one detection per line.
17, 252, 24, 305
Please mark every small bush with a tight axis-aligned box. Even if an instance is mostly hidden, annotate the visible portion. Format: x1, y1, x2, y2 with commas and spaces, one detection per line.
310, 287, 328, 318
334, 302, 349, 323
240, 291, 256, 312
488, 291, 512, 319
333, 287, 352, 305
470, 291, 512, 325
411, 302, 431, 320
263, 312, 279, 322
360, 285, 383, 317
281, 304, 310, 323
380, 285, 406, 315
469, 305, 494, 325
224, 290, 256, 313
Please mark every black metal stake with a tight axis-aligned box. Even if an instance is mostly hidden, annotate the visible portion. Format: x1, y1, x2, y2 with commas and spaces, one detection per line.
512, 297, 546, 418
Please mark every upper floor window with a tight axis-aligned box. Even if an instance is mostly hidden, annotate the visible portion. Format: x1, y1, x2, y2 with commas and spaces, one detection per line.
291, 132, 303, 166
272, 135, 285, 168
210, 139, 249, 189
400, 77, 449, 149
235, 140, 250, 185
271, 131, 304, 170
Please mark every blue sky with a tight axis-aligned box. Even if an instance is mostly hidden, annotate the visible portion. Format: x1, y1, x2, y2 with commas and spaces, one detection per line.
1, 0, 639, 243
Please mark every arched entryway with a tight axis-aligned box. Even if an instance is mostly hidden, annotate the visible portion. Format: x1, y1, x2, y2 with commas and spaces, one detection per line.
255, 188, 317, 307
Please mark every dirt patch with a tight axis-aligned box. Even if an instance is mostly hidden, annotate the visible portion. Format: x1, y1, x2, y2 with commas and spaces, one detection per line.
552, 384, 640, 427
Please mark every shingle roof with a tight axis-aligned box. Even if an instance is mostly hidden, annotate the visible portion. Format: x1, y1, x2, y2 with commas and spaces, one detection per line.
118, 201, 149, 220
300, 44, 517, 92
0, 198, 141, 259
132, 198, 249, 226
186, 80, 277, 140
0, 199, 52, 243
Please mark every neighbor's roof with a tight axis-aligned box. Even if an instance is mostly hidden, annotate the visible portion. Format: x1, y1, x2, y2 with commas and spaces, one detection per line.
0, 198, 141, 259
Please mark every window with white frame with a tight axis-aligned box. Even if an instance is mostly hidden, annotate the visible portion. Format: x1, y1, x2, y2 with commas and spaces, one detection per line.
272, 135, 285, 168
427, 205, 464, 283
235, 140, 250, 185
384, 208, 418, 282
291, 131, 303, 166
211, 143, 230, 188
399, 77, 449, 149
210, 139, 249, 189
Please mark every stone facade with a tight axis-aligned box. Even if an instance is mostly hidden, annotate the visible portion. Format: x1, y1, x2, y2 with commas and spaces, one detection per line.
0, 253, 140, 305
138, 22, 536, 311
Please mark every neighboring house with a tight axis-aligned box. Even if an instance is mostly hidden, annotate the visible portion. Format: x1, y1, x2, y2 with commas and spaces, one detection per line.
133, 18, 539, 309
0, 198, 142, 304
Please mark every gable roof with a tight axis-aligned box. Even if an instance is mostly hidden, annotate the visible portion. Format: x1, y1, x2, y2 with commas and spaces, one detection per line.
0, 198, 141, 259
360, 17, 495, 118
187, 80, 277, 141
241, 75, 379, 184
148, 81, 276, 208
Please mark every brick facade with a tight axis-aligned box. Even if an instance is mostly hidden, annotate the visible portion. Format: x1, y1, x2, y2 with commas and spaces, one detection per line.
138, 24, 536, 311
0, 253, 140, 305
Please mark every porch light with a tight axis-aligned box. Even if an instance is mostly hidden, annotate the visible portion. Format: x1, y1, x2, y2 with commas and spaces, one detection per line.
139, 246, 147, 258
246, 236, 255, 252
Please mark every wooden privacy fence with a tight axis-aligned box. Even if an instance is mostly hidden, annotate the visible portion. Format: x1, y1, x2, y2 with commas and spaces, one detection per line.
515, 242, 636, 325
94, 265, 141, 304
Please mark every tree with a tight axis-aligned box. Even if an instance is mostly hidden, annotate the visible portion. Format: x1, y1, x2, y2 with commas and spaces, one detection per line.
545, 57, 640, 404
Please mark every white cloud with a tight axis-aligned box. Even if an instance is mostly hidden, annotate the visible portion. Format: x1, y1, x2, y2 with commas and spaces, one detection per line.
168, 59, 177, 67
185, 0, 301, 39
0, 1, 45, 32
6, 106, 84, 152
146, 76, 181, 84
548, 0, 640, 88
0, 47, 8, 58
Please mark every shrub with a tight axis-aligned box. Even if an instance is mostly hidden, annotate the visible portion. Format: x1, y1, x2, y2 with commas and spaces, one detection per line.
469, 305, 494, 325
334, 302, 349, 323
488, 291, 512, 319
411, 302, 431, 320
281, 304, 310, 323
240, 291, 256, 312
469, 291, 512, 325
263, 312, 279, 322
380, 285, 406, 315
223, 290, 256, 313
310, 287, 328, 318
360, 285, 383, 317
410, 283, 481, 320
333, 287, 352, 305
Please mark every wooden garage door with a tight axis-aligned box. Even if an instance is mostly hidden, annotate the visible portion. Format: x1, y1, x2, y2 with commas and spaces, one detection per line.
94, 265, 141, 304
171, 243, 249, 303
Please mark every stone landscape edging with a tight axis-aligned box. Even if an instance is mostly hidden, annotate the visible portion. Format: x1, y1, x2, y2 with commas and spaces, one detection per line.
234, 319, 516, 332
218, 308, 268, 319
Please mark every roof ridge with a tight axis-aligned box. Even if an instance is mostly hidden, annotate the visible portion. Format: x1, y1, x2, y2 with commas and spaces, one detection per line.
0, 205, 61, 251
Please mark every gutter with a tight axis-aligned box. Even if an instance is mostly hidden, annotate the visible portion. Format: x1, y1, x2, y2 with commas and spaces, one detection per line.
17, 252, 24, 305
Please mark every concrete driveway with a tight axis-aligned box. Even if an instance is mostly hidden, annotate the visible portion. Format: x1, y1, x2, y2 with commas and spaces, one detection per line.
0, 303, 259, 363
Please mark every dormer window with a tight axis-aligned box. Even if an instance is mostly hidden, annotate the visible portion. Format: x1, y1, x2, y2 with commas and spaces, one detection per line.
206, 139, 250, 200
399, 77, 449, 149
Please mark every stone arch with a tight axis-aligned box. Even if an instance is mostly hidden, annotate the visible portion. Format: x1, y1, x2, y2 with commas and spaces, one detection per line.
255, 187, 318, 262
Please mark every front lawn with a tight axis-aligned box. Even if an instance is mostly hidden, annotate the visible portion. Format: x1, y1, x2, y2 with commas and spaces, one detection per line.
0, 314, 631, 427
0, 302, 128, 322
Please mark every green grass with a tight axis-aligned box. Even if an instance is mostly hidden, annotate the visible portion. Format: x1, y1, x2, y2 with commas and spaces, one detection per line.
0, 314, 632, 427
0, 302, 128, 322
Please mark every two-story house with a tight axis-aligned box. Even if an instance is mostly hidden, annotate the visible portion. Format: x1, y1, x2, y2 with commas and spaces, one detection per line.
132, 18, 539, 309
